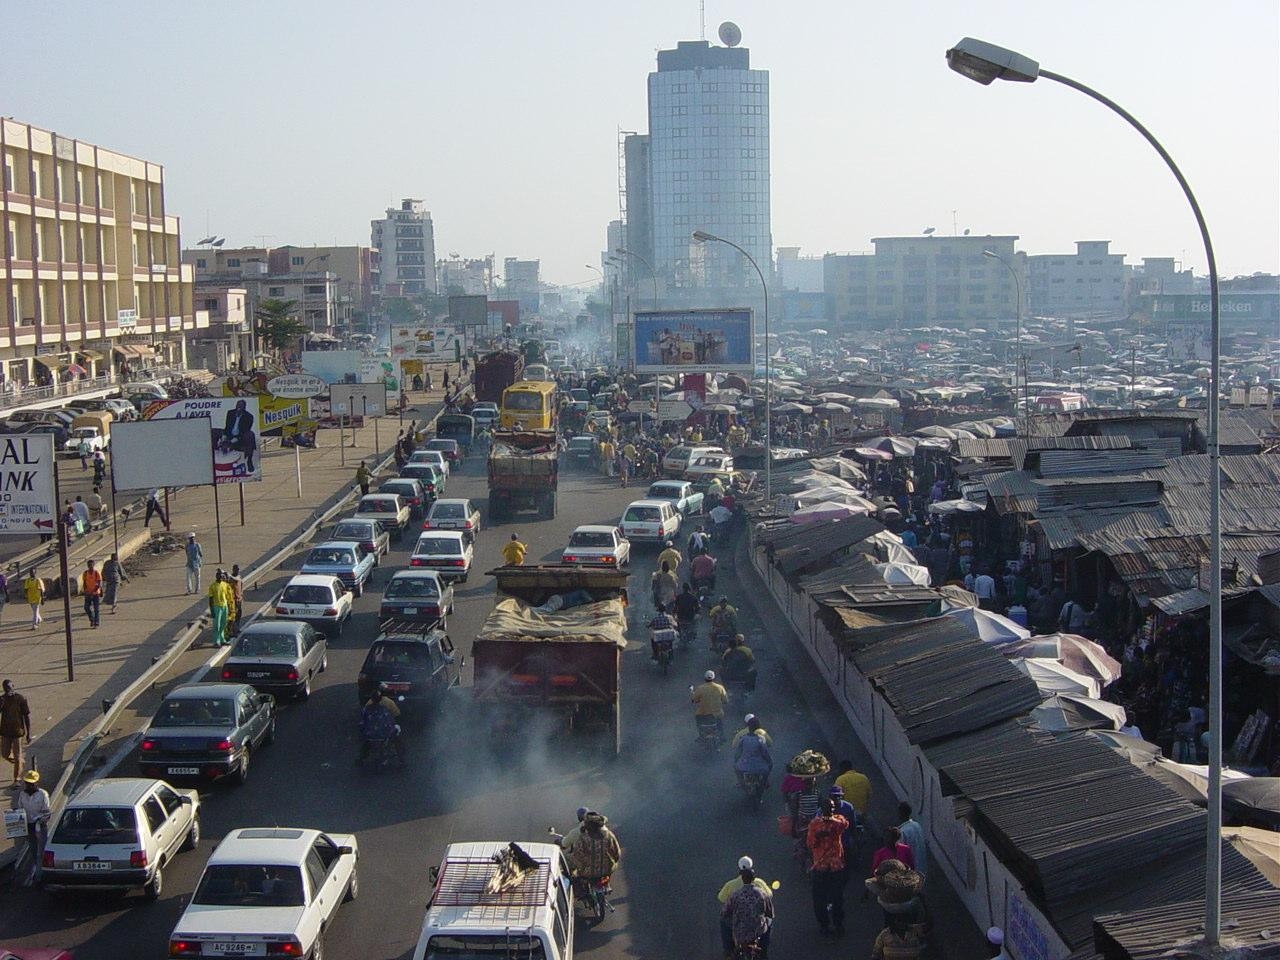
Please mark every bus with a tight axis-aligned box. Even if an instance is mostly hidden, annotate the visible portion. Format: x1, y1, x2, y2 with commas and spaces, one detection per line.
522, 363, 551, 382
499, 380, 558, 430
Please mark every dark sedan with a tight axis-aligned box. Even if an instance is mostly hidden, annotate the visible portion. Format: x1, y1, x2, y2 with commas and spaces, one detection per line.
220, 621, 328, 699
356, 622, 461, 707
378, 570, 453, 627
380, 477, 429, 519
138, 683, 276, 785
331, 517, 391, 566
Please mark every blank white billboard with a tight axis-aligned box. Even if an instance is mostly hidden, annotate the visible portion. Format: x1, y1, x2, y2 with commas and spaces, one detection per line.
111, 419, 215, 491
330, 383, 388, 417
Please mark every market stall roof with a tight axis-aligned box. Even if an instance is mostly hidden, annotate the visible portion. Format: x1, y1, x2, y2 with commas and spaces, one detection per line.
1030, 694, 1127, 732
942, 605, 1030, 644
1012, 657, 1101, 699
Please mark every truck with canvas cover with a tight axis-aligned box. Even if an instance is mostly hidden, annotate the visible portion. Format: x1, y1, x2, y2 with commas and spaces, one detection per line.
472, 565, 628, 755
487, 430, 558, 521
473, 350, 524, 404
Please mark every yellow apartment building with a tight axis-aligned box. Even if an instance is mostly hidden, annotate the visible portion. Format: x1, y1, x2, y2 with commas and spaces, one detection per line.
0, 117, 205, 392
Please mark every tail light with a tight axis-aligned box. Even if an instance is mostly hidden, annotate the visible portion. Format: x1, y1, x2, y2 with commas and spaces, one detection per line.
266, 941, 304, 958
550, 674, 579, 687
140, 738, 158, 752
563, 555, 577, 563
448, 559, 465, 566
462, 521, 474, 530
601, 556, 616, 564
324, 607, 339, 616
42, 851, 54, 868
363, 541, 376, 552
210, 738, 233, 753
426, 483, 436, 491
170, 940, 199, 957
657, 526, 666, 537
511, 674, 541, 686
275, 606, 288, 615
410, 558, 424, 566
422, 521, 432, 529
221, 668, 234, 680
130, 850, 148, 868
357, 672, 367, 684
285, 669, 299, 682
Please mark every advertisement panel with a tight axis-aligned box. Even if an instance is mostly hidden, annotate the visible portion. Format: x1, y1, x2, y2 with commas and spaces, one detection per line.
632, 308, 753, 373
301, 350, 361, 384
330, 383, 388, 418
360, 355, 398, 390
391, 327, 457, 359
141, 398, 262, 484
1166, 319, 1210, 362
110, 419, 215, 491
265, 374, 327, 398
449, 294, 489, 328
219, 372, 309, 435
615, 323, 631, 366
0, 434, 56, 533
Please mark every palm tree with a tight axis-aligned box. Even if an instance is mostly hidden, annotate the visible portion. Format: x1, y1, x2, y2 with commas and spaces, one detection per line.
255, 298, 305, 356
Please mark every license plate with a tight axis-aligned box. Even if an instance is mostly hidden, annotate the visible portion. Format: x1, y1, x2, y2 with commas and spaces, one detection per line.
167, 766, 200, 776
247, 671, 270, 679
208, 944, 266, 957
401, 607, 417, 614
384, 683, 410, 692
73, 860, 112, 871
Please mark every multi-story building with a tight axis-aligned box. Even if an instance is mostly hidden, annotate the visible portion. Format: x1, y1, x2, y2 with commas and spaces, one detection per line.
0, 118, 203, 390
1027, 240, 1126, 319
776, 247, 823, 293
269, 245, 373, 330
824, 235, 1025, 331
625, 33, 771, 306
371, 199, 436, 298
436, 255, 494, 296
503, 258, 540, 315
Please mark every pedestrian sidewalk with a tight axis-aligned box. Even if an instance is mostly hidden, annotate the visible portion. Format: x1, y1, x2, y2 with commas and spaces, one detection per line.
0, 387, 449, 864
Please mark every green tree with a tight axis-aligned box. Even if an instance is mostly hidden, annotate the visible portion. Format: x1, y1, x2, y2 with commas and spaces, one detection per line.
255, 298, 306, 353
384, 297, 420, 326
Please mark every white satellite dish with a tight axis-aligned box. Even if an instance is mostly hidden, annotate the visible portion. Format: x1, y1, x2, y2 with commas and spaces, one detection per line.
923, 227, 936, 235
718, 21, 742, 47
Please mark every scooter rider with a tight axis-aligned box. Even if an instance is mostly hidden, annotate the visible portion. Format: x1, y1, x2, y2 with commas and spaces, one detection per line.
648, 602, 676, 661
358, 686, 405, 764
733, 720, 774, 789
709, 596, 738, 640
691, 670, 729, 741
722, 634, 758, 693
732, 714, 773, 751
719, 856, 775, 957
690, 550, 717, 596
673, 583, 700, 640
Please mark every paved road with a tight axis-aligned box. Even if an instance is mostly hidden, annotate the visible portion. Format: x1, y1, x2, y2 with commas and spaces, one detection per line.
0, 453, 982, 959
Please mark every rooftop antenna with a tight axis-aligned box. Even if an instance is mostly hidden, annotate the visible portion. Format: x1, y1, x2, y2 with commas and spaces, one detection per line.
700, 0, 705, 40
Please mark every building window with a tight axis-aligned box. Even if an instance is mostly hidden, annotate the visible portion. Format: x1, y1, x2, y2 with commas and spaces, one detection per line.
876, 270, 893, 281
196, 258, 207, 269
704, 170, 719, 180
703, 126, 718, 137
3, 153, 14, 192
227, 258, 241, 267
268, 286, 284, 297
703, 82, 718, 92
702, 104, 719, 115
291, 256, 305, 266
671, 105, 688, 116
672, 127, 688, 138
703, 148, 719, 159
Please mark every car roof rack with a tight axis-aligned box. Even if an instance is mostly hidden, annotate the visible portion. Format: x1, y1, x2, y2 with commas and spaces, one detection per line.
378, 618, 447, 640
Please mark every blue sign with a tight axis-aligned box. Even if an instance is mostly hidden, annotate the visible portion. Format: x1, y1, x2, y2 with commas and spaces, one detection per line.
632, 308, 754, 373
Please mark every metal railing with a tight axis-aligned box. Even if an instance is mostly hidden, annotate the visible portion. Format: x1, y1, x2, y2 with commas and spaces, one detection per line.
0, 374, 118, 414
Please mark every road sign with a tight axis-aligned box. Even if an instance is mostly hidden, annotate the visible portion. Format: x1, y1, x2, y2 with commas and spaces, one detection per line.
0, 434, 56, 533
266, 374, 328, 398
627, 399, 654, 414
330, 382, 388, 417
657, 400, 694, 421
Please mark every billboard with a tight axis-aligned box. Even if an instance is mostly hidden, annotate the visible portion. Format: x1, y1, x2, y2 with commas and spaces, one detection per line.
141, 397, 262, 484
449, 294, 489, 327
219, 371, 309, 435
1166, 319, 1210, 362
632, 308, 753, 373
301, 349, 361, 384
111, 419, 215, 491
330, 383, 388, 418
0, 434, 56, 534
391, 327, 457, 360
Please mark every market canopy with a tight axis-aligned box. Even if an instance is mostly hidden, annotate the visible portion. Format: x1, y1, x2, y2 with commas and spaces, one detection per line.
870, 436, 917, 458
943, 605, 1031, 644
1031, 694, 1127, 732
928, 498, 985, 515
789, 501, 871, 524
1011, 657, 1101, 699
852, 446, 894, 462
873, 561, 931, 586
1003, 634, 1122, 687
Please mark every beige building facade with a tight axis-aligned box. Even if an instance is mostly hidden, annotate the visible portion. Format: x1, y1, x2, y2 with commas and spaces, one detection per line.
0, 118, 203, 389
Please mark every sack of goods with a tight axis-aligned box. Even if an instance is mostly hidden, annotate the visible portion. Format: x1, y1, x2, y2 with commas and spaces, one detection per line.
786, 749, 831, 777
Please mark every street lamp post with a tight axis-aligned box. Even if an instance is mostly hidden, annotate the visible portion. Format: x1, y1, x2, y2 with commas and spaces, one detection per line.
947, 36, 1224, 946
299, 253, 330, 338
613, 247, 659, 308
983, 249, 1026, 432
691, 230, 771, 501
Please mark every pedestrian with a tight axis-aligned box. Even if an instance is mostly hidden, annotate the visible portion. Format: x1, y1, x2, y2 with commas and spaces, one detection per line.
80, 559, 103, 628
22, 570, 43, 630
502, 533, 527, 566
443, 369, 450, 391
87, 486, 107, 524
92, 448, 106, 486
78, 436, 92, 469
870, 826, 916, 873
834, 759, 872, 817
185, 533, 204, 595
72, 495, 90, 531
0, 570, 7, 625
871, 913, 926, 960
355, 460, 372, 496
144, 488, 170, 530
208, 569, 232, 645
228, 564, 245, 633
16, 769, 51, 882
897, 802, 928, 880
103, 552, 129, 614
806, 798, 850, 938
2, 679, 32, 787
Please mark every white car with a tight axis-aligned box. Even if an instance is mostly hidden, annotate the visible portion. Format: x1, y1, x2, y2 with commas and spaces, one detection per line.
620, 498, 681, 544
353, 493, 411, 542
410, 530, 475, 583
275, 574, 353, 638
423, 497, 481, 533
562, 525, 631, 568
409, 449, 450, 477
169, 827, 358, 960
42, 777, 200, 900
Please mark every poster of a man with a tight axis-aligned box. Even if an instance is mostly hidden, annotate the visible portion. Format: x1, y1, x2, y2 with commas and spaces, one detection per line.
141, 397, 263, 483
219, 400, 258, 473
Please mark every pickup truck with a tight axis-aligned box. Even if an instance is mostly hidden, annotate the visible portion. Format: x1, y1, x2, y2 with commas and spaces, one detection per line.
646, 479, 703, 518
472, 565, 628, 755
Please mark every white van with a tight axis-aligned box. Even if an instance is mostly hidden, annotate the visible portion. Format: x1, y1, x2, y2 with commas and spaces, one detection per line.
413, 841, 574, 960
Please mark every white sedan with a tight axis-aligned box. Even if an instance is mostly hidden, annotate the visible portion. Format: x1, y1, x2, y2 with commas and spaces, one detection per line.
562, 524, 631, 568
169, 827, 358, 960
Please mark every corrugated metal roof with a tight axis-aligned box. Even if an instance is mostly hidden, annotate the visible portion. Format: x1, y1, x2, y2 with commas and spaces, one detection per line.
1037, 450, 1170, 477
766, 515, 887, 574
985, 470, 1041, 515
1093, 889, 1280, 960
956, 437, 1015, 459
1032, 508, 1166, 552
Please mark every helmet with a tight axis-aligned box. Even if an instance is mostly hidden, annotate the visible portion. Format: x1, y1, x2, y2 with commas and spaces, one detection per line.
665, 539, 673, 547
718, 596, 728, 605
744, 714, 756, 725
829, 785, 845, 797
576, 807, 588, 821
704, 670, 716, 681
738, 856, 754, 871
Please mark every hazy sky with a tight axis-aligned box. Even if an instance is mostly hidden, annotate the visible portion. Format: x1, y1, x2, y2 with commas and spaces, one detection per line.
4, 1, 1276, 285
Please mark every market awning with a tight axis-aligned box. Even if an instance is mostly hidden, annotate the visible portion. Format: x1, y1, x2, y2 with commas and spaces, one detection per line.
113, 344, 155, 358
76, 349, 105, 363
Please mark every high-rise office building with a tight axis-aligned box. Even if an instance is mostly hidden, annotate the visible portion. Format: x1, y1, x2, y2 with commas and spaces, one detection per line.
625, 32, 771, 305
371, 199, 436, 297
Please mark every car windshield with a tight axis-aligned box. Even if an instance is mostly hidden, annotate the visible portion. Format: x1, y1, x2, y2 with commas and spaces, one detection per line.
504, 391, 543, 411
693, 457, 723, 468
431, 503, 465, 518
52, 806, 138, 845
235, 632, 299, 658
193, 864, 306, 907
307, 548, 355, 566
416, 538, 461, 556
625, 506, 660, 522
649, 484, 677, 497
411, 452, 441, 463
570, 531, 614, 547
359, 499, 395, 513
153, 697, 235, 727
569, 439, 593, 450
381, 483, 416, 499
426, 936, 547, 958
385, 577, 439, 599
282, 584, 334, 604
333, 522, 373, 540
369, 641, 434, 665
426, 441, 455, 451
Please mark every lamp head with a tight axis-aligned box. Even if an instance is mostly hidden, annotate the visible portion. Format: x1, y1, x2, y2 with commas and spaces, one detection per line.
946, 38, 1040, 85
692, 230, 715, 243
982, 250, 998, 259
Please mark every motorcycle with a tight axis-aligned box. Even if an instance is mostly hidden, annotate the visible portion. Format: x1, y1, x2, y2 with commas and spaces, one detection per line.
710, 628, 734, 656
676, 616, 697, 649
651, 627, 676, 675
547, 828, 614, 924
694, 711, 723, 753
693, 576, 715, 606
738, 771, 768, 808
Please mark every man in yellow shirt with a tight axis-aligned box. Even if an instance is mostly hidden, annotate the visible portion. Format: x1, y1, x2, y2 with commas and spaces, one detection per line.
208, 570, 234, 646
835, 759, 872, 816
502, 534, 527, 566
692, 669, 729, 741
657, 541, 683, 578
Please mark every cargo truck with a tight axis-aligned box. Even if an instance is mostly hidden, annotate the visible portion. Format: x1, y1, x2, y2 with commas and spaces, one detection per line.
472, 350, 524, 404
487, 430, 558, 521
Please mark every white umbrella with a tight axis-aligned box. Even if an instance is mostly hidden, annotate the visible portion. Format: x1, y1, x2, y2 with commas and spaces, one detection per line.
871, 436, 917, 458
928, 498, 985, 515
816, 392, 857, 402
915, 437, 953, 452
943, 606, 1031, 644
701, 403, 736, 413
852, 446, 895, 462
1012, 658, 1101, 699
874, 561, 931, 586
1031, 694, 1128, 732
1005, 634, 1122, 687
794, 488, 876, 511
952, 420, 997, 438
814, 401, 851, 413
792, 472, 856, 490
774, 401, 813, 414
789, 501, 870, 524
854, 396, 900, 409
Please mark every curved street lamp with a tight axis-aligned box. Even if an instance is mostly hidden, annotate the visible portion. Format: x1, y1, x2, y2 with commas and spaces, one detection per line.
982, 249, 1026, 430
692, 230, 771, 500
947, 36, 1224, 946
613, 247, 659, 308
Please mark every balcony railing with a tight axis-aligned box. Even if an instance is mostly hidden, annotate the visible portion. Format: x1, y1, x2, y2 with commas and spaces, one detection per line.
0, 373, 119, 415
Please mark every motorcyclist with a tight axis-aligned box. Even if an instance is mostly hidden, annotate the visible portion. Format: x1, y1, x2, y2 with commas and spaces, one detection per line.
733, 720, 774, 789
648, 602, 676, 661
732, 714, 773, 751
722, 634, 757, 693
691, 670, 729, 742
657, 540, 683, 578
690, 550, 717, 596
651, 561, 678, 610
709, 597, 738, 643
564, 811, 622, 884
358, 686, 404, 764
688, 527, 711, 558
673, 583, 700, 640
719, 856, 775, 957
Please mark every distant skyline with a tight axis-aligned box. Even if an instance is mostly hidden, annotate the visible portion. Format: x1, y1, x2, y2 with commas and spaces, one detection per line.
3, 1, 1276, 286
